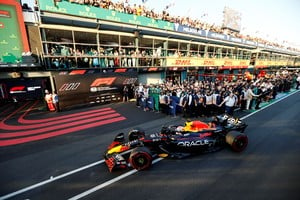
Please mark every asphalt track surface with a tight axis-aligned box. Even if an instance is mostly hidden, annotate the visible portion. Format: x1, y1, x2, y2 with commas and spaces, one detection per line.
0, 90, 299, 200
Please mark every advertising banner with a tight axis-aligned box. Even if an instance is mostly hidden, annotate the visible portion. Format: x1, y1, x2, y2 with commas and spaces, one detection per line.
38, 1, 298, 55
174, 24, 206, 37
166, 58, 250, 67
0, 0, 29, 63
0, 77, 45, 101
255, 60, 287, 67
173, 24, 261, 48
52, 70, 138, 109
207, 32, 228, 41
294, 61, 300, 66
38, 0, 174, 30
166, 58, 200, 67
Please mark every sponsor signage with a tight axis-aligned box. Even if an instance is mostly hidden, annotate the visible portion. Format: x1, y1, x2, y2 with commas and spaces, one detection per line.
52, 70, 138, 109
37, 0, 299, 55
255, 60, 288, 67
166, 58, 250, 67
173, 24, 298, 55
39, 0, 174, 30
207, 32, 228, 40
174, 23, 206, 37
69, 70, 86, 75
1, 78, 44, 99
0, 1, 29, 64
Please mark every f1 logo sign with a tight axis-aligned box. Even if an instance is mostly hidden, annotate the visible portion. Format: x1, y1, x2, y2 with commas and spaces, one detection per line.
90, 77, 116, 87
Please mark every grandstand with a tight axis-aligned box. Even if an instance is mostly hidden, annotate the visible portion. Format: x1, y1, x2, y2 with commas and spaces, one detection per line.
0, 0, 299, 107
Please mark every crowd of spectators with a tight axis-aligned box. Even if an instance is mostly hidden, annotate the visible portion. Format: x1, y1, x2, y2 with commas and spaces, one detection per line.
56, 0, 300, 52
130, 70, 298, 118
48, 44, 161, 68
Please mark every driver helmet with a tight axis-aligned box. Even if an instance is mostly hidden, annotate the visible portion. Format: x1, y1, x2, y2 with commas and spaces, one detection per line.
175, 126, 184, 132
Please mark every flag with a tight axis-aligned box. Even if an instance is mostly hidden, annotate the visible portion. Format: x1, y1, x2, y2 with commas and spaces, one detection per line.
201, 13, 208, 18
164, 1, 175, 10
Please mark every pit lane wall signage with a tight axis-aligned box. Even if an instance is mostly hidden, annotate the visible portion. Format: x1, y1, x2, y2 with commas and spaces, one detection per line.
0, 0, 30, 63
166, 58, 250, 67
0, 77, 44, 100
52, 70, 137, 109
255, 60, 288, 67
38, 0, 174, 30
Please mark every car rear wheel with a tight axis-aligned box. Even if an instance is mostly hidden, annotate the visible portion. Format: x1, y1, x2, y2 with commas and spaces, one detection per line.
226, 131, 248, 152
129, 147, 152, 170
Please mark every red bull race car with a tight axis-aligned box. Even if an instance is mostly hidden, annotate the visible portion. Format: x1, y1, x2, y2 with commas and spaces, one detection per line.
104, 114, 248, 172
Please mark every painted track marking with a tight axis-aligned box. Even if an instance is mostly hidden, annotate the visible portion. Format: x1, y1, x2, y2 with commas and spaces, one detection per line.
0, 90, 298, 200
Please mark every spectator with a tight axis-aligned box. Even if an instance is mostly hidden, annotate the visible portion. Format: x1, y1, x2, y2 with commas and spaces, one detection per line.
169, 91, 179, 117
245, 85, 259, 110
64, 0, 300, 52
52, 91, 60, 112
45, 90, 55, 112
122, 85, 129, 102
296, 74, 300, 90
239, 86, 247, 111
132, 70, 294, 117
218, 92, 236, 116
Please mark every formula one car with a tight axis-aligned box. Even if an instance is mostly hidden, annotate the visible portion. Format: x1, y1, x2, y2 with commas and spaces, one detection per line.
104, 114, 248, 172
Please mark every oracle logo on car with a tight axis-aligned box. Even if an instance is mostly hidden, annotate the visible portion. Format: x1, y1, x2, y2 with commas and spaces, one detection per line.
59, 82, 81, 92
90, 77, 116, 87
177, 140, 210, 147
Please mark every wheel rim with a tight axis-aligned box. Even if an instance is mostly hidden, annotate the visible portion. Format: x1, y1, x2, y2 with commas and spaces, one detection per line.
233, 135, 248, 152
131, 152, 152, 170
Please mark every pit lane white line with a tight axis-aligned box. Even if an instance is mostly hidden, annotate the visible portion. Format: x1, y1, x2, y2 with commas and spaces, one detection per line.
0, 150, 132, 200
1, 90, 298, 200
240, 89, 299, 120
0, 160, 105, 200
68, 90, 300, 200
68, 157, 164, 200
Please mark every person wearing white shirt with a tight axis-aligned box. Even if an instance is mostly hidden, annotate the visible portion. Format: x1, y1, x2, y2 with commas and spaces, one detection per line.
218, 92, 236, 116
245, 85, 259, 110
205, 91, 213, 116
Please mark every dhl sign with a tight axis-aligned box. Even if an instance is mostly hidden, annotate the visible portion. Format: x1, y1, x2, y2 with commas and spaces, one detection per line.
255, 60, 288, 67
295, 61, 300, 66
166, 58, 250, 67
166, 58, 197, 66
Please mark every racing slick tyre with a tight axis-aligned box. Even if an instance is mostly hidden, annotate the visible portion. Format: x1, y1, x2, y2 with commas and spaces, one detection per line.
129, 147, 152, 171
226, 131, 248, 152
128, 128, 145, 141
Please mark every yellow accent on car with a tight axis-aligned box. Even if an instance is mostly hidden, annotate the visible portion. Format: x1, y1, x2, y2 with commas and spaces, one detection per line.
158, 153, 168, 158
107, 145, 123, 154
